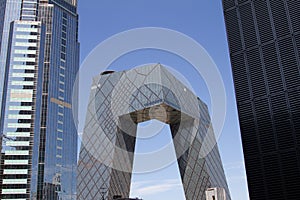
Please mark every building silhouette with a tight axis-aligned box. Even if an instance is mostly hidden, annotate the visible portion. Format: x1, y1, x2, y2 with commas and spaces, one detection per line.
0, 0, 79, 199
77, 64, 231, 200
223, 1, 300, 199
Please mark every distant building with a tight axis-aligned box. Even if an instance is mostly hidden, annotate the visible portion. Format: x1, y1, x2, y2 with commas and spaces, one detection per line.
115, 199, 142, 200
206, 188, 226, 200
113, 197, 142, 200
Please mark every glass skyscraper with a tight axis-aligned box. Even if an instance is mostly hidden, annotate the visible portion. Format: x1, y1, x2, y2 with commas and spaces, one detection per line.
0, 0, 79, 199
77, 64, 231, 200
223, 1, 300, 199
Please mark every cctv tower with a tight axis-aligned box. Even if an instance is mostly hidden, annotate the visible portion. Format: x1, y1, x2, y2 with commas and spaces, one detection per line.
77, 64, 230, 200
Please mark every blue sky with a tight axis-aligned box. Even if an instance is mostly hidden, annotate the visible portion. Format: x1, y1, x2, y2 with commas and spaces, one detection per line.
78, 1, 249, 199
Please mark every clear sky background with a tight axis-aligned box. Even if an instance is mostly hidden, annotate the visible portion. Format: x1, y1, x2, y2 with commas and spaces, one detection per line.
77, 1, 249, 200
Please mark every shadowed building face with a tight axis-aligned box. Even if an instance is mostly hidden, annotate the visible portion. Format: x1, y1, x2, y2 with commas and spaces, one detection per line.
77, 64, 230, 200
222, 1, 300, 199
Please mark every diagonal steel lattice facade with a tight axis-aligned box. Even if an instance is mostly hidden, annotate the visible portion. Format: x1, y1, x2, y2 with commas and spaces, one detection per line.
77, 64, 231, 200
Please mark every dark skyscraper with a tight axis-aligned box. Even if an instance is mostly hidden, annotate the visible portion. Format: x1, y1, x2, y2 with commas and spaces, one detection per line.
223, 1, 300, 199
0, 0, 79, 199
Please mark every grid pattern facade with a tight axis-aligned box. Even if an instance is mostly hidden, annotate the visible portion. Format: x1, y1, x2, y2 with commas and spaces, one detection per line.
223, 1, 300, 199
0, 0, 22, 117
36, 1, 79, 199
20, 0, 38, 21
0, 0, 79, 199
77, 64, 231, 200
0, 21, 45, 199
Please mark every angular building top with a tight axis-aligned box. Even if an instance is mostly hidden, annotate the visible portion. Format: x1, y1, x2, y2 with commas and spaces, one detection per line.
47, 0, 78, 13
